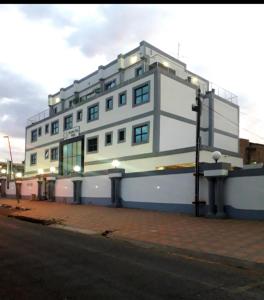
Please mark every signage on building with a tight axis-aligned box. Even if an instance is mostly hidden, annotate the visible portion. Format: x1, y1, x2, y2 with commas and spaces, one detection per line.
64, 126, 80, 140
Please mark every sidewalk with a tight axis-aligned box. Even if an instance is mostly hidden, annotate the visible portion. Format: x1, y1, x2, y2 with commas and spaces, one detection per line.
1, 198, 264, 265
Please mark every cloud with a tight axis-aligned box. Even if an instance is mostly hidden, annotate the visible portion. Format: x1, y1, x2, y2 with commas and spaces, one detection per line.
67, 5, 168, 59
0, 67, 46, 138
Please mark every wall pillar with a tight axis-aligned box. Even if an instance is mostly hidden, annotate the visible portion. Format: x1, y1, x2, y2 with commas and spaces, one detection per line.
108, 168, 125, 208
215, 177, 227, 218
37, 180, 43, 200
72, 176, 83, 204
47, 177, 56, 202
207, 177, 216, 217
15, 180, 22, 201
0, 177, 7, 198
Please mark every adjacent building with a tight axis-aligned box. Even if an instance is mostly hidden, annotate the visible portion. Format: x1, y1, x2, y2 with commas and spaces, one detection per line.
24, 41, 242, 178
240, 138, 264, 164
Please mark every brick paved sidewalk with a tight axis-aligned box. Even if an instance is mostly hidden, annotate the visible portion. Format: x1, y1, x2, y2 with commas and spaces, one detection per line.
1, 199, 264, 265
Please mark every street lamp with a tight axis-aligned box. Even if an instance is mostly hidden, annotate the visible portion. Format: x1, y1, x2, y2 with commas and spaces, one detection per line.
212, 151, 222, 163
112, 160, 120, 168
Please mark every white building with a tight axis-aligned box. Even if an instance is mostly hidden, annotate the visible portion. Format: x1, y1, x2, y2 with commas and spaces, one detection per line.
24, 41, 242, 178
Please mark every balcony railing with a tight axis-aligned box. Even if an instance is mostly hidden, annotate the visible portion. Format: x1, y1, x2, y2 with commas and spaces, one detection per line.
27, 108, 50, 126
209, 82, 238, 105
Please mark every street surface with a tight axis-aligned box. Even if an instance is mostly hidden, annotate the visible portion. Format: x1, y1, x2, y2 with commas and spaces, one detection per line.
0, 216, 263, 300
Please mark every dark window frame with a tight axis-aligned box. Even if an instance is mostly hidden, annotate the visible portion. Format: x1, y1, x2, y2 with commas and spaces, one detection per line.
30, 153, 37, 165
50, 147, 59, 161
86, 136, 99, 153
87, 103, 99, 122
105, 97, 113, 111
31, 129, 38, 143
44, 149, 49, 160
117, 128, 126, 143
132, 122, 150, 146
135, 66, 143, 77
51, 120, 59, 135
132, 81, 150, 107
118, 91, 127, 107
45, 124, 49, 134
76, 109, 83, 122
105, 131, 113, 146
38, 127, 42, 137
64, 114, 73, 131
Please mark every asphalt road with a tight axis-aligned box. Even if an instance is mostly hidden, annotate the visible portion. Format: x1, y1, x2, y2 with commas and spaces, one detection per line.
0, 216, 263, 300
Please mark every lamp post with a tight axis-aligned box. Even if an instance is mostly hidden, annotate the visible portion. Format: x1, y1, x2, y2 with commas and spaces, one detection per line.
3, 136, 13, 181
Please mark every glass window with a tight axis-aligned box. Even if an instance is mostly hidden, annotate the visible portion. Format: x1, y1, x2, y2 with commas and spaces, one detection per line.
62, 140, 82, 175
118, 128, 126, 143
54, 107, 57, 114
77, 110, 82, 122
119, 92, 126, 106
38, 127, 42, 136
30, 153, 37, 165
87, 137, 98, 152
134, 83, 149, 106
51, 148, 58, 161
31, 129, 37, 142
64, 115, 73, 131
135, 66, 143, 77
69, 100, 73, 108
45, 124, 49, 134
51, 120, 59, 135
105, 132, 112, 146
106, 97, 113, 111
44, 149, 49, 160
104, 80, 116, 90
87, 104, 99, 122
133, 124, 149, 144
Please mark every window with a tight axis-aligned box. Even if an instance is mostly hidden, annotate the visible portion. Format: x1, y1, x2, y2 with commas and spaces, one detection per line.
119, 92, 126, 106
118, 128, 126, 143
76, 110, 82, 122
133, 83, 150, 106
135, 66, 143, 77
44, 149, 49, 160
54, 107, 58, 114
51, 147, 58, 161
133, 123, 149, 145
87, 137, 98, 153
64, 115, 73, 131
105, 97, 113, 111
105, 132, 112, 146
104, 79, 116, 90
31, 129, 37, 142
87, 104, 99, 122
38, 127, 42, 136
45, 124, 49, 134
62, 140, 83, 175
51, 120, 59, 135
30, 153, 37, 165
69, 100, 73, 108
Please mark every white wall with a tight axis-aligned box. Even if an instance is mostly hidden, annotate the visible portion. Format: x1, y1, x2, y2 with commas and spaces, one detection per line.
160, 74, 196, 121
5, 181, 16, 197
214, 132, 238, 153
225, 176, 264, 211
159, 116, 195, 152
82, 175, 111, 198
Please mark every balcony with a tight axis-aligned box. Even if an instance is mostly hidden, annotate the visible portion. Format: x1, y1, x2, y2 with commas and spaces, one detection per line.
27, 108, 50, 126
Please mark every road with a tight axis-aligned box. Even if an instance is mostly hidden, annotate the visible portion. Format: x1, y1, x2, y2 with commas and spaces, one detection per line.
0, 216, 263, 300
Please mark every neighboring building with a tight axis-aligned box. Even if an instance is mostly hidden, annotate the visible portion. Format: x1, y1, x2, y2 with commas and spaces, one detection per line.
240, 138, 264, 164
24, 41, 242, 177
0, 161, 24, 176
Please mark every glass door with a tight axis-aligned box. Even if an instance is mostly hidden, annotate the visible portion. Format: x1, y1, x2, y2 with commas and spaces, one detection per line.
62, 140, 83, 175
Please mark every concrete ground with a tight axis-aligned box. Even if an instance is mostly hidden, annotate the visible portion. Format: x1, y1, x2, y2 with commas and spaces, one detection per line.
1, 198, 264, 266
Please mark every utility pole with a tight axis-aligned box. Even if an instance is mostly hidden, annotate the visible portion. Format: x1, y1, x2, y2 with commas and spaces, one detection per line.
4, 136, 13, 187
192, 88, 201, 217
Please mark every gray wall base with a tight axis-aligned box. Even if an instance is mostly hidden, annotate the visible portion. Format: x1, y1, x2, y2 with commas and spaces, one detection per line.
225, 206, 264, 220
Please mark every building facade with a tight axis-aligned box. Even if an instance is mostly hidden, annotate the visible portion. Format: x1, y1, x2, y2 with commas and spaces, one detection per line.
240, 138, 264, 164
24, 41, 242, 178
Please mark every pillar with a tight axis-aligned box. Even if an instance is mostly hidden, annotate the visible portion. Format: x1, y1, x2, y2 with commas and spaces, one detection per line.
215, 177, 227, 218
0, 177, 6, 198
37, 180, 43, 200
207, 177, 216, 217
47, 177, 56, 202
72, 176, 83, 204
15, 180, 22, 201
108, 168, 125, 208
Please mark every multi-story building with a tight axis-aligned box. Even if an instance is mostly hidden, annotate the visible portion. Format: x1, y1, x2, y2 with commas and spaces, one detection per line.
240, 138, 264, 165
24, 41, 242, 178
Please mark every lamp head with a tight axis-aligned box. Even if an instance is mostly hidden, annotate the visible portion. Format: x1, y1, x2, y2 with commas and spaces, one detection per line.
212, 151, 222, 163
111, 160, 120, 168
50, 166, 56, 174
73, 165, 81, 173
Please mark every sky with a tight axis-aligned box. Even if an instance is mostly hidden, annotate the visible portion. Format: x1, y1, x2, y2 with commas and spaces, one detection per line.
0, 4, 264, 163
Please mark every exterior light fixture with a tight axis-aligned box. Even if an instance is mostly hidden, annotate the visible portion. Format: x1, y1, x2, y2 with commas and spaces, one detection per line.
112, 160, 120, 168
16, 172, 22, 178
1, 169, 7, 174
50, 166, 56, 174
38, 168, 44, 175
163, 61, 169, 67
212, 151, 222, 163
130, 55, 138, 64
73, 165, 81, 173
